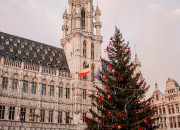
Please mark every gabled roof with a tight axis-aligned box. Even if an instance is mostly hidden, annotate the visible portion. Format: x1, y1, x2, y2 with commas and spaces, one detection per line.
0, 31, 70, 72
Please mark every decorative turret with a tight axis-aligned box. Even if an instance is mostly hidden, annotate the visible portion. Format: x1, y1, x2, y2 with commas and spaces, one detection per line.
134, 53, 141, 74
155, 82, 159, 91
62, 9, 68, 40
95, 5, 102, 36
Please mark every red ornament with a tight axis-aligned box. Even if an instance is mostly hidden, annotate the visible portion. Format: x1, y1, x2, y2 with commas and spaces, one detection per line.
108, 43, 111, 46
109, 112, 112, 114
110, 37, 112, 40
105, 87, 108, 90
104, 50, 106, 53
118, 125, 121, 129
115, 47, 118, 49
118, 30, 120, 33
110, 56, 112, 58
101, 59, 103, 61
112, 69, 115, 73
103, 75, 106, 78
88, 95, 91, 97
144, 119, 147, 123
109, 64, 112, 68
127, 70, 128, 73
116, 100, 118, 102
137, 99, 140, 102
120, 42, 122, 45
145, 89, 148, 92
136, 78, 139, 81
107, 46, 109, 50
108, 95, 111, 99
125, 49, 129, 52
104, 115, 106, 118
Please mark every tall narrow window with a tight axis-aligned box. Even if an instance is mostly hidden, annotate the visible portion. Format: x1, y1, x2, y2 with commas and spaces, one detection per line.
40, 110, 45, 122
58, 111, 62, 123
29, 109, 35, 121
41, 84, 46, 95
91, 64, 95, 81
22, 80, 28, 93
20, 108, 26, 121
172, 105, 175, 114
176, 104, 179, 113
156, 94, 159, 100
162, 105, 166, 114
9, 107, 15, 120
31, 82, 37, 94
83, 113, 86, 122
48, 110, 53, 123
91, 43, 94, 59
2, 77, 8, 89
66, 112, 70, 124
49, 85, 54, 97
12, 79, 18, 91
59, 87, 63, 98
81, 9, 85, 29
83, 41, 86, 57
0, 106, 5, 119
83, 89, 86, 100
66, 88, 70, 99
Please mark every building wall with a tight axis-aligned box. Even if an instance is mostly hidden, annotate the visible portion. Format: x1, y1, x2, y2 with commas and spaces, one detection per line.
0, 57, 99, 129
151, 78, 180, 130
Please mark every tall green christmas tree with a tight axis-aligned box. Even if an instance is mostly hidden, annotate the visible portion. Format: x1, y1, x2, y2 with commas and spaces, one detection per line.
85, 27, 157, 130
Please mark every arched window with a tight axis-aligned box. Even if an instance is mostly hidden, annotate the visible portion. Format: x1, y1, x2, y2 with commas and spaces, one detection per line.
83, 62, 87, 79
91, 64, 95, 81
91, 43, 94, 59
81, 8, 85, 30
83, 41, 86, 57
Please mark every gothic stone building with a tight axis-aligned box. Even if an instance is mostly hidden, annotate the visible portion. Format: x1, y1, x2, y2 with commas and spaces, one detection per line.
0, 0, 103, 129
0, 0, 141, 130
151, 78, 180, 130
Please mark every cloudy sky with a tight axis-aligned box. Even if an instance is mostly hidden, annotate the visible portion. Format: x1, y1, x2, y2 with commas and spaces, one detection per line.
0, 0, 180, 97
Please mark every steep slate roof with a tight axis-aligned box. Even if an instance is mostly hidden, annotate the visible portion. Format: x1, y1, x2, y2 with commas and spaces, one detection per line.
0, 31, 70, 72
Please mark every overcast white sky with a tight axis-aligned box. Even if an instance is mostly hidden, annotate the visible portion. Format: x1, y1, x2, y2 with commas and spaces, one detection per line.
0, 0, 180, 97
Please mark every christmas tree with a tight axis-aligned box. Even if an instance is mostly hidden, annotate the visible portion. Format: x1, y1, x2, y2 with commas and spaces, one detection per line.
85, 27, 157, 130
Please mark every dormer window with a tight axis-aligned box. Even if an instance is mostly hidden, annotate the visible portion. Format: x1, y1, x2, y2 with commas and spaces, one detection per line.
32, 43, 35, 47
6, 40, 9, 45
29, 45, 32, 50
44, 49, 48, 54
33, 52, 37, 58
24, 41, 27, 45
0, 45, 4, 50
38, 60, 42, 65
49, 56, 53, 62
57, 59, 60, 64
52, 51, 55, 56
14, 42, 17, 47
1, 35, 4, 39
42, 55, 45, 60
6, 53, 9, 58
81, 8, 85, 30
40, 45, 43, 49
22, 56, 26, 61
26, 51, 29, 56
21, 44, 24, 48
37, 47, 40, 52
17, 39, 20, 43
47, 62, 51, 67
10, 37, 13, 41
18, 48, 21, 54
9, 47, 13, 52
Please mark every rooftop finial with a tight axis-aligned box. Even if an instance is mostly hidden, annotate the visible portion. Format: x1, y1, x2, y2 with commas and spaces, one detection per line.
134, 44, 136, 54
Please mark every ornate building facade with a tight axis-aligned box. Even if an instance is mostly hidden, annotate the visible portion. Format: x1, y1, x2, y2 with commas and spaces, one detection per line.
151, 78, 180, 130
0, 0, 141, 129
0, 0, 102, 129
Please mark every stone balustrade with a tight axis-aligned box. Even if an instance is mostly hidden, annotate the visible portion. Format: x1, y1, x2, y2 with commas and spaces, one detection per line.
0, 57, 72, 79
